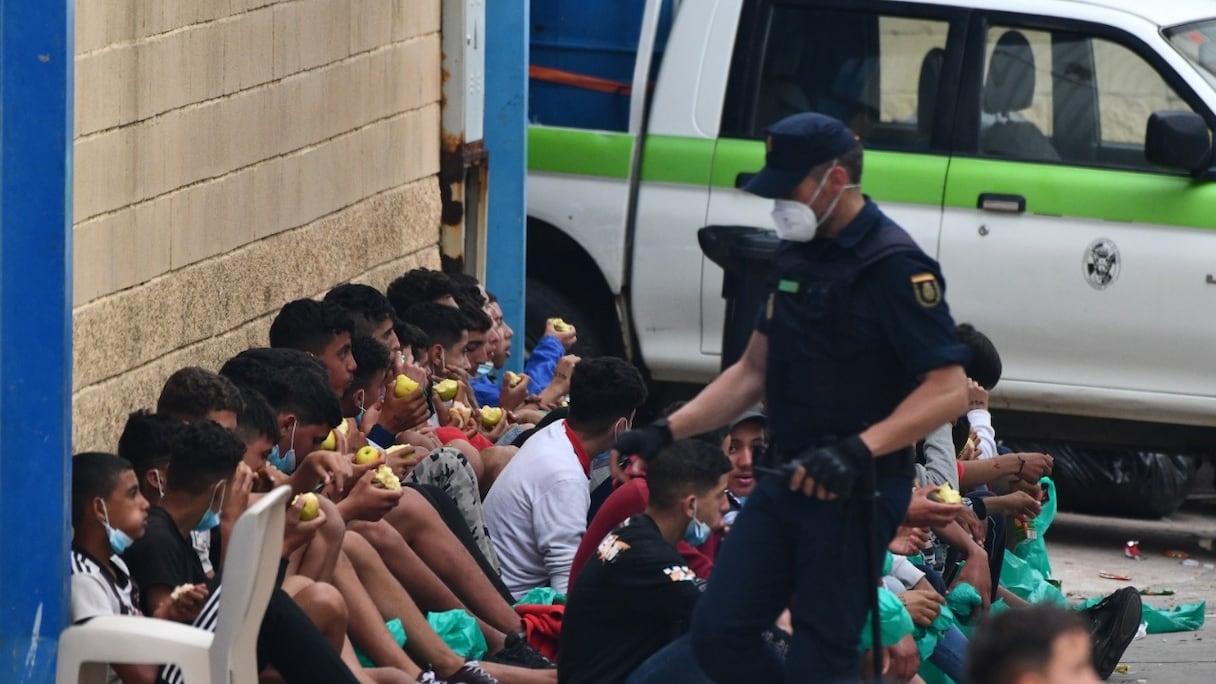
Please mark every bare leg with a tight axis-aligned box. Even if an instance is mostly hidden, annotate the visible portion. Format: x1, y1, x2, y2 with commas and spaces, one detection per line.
478, 663, 557, 684
350, 520, 466, 612
349, 523, 514, 654
365, 666, 416, 684
343, 532, 468, 678
445, 438, 485, 481
477, 446, 515, 496
343, 537, 556, 684
997, 585, 1030, 608
294, 495, 346, 582
404, 447, 499, 571
333, 549, 425, 678
378, 493, 523, 634
282, 575, 393, 684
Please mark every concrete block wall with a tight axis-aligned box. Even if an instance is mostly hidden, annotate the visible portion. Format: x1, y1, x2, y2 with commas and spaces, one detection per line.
72, 0, 444, 451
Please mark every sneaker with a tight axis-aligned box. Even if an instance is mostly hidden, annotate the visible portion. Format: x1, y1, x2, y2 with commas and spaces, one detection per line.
443, 661, 499, 684
486, 632, 557, 669
1081, 586, 1143, 679
417, 669, 442, 684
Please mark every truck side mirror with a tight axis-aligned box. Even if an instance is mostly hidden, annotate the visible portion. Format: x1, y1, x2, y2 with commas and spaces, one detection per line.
1145, 111, 1212, 172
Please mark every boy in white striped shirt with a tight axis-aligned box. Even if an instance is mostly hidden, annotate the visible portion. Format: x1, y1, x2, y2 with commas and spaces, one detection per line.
70, 451, 207, 684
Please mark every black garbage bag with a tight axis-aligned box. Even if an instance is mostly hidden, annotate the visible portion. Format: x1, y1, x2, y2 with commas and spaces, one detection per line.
1002, 441, 1196, 519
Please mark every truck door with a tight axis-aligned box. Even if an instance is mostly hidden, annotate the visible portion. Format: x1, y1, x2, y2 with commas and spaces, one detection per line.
939, 14, 1216, 422
701, 0, 967, 359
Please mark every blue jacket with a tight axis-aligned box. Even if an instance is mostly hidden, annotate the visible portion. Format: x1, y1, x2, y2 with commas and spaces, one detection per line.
524, 335, 564, 394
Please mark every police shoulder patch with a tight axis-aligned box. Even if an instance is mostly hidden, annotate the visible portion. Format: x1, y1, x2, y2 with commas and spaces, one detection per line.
911, 273, 941, 308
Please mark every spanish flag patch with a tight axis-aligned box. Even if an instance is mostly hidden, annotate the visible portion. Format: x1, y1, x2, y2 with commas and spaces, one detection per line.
911, 273, 941, 308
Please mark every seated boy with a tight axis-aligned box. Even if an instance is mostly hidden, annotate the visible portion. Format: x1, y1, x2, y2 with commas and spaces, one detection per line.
272, 299, 430, 439
483, 357, 646, 598
156, 366, 243, 430
325, 282, 405, 360
156, 366, 249, 578
559, 440, 730, 684
70, 451, 205, 684
121, 421, 246, 614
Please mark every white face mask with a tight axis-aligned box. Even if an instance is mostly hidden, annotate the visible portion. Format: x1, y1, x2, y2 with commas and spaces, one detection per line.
770, 161, 858, 242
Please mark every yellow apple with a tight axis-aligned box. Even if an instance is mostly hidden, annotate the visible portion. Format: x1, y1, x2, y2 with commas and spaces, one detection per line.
504, 371, 525, 388
372, 464, 402, 491
394, 374, 419, 397
550, 317, 573, 332
928, 483, 963, 505
335, 417, 352, 438
319, 429, 337, 451
354, 446, 381, 465
294, 492, 320, 521
480, 406, 504, 428
435, 379, 459, 401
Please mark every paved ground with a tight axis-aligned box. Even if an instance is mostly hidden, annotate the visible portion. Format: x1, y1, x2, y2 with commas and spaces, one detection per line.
1046, 504, 1216, 682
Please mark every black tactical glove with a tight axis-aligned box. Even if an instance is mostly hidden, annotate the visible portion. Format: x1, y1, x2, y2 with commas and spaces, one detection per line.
791, 435, 872, 497
612, 418, 673, 463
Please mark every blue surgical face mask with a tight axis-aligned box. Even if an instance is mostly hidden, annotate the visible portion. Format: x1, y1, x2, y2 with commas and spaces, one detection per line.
475, 362, 494, 379
683, 500, 711, 547
268, 421, 298, 474
100, 500, 135, 555
193, 482, 226, 533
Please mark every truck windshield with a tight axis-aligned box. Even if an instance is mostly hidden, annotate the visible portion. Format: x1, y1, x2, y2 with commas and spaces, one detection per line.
1165, 19, 1216, 89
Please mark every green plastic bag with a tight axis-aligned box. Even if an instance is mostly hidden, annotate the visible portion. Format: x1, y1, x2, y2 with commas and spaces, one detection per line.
1000, 552, 1066, 606
913, 604, 957, 660
859, 587, 914, 651
427, 609, 489, 659
919, 660, 956, 684
355, 618, 407, 668
1075, 598, 1205, 634
1013, 477, 1058, 579
513, 587, 566, 606
1142, 602, 1205, 633
946, 583, 982, 626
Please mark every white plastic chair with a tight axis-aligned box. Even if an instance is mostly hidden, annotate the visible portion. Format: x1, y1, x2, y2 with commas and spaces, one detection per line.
56, 485, 291, 684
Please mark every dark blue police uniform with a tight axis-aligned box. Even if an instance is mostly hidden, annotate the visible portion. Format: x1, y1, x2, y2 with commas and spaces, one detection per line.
690, 115, 969, 683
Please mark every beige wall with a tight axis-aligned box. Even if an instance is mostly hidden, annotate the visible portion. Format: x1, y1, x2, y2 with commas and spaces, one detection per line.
72, 0, 444, 451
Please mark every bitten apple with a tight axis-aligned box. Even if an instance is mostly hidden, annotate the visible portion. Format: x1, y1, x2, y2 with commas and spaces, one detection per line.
294, 492, 320, 521
435, 379, 459, 401
319, 429, 338, 451
480, 406, 504, 428
372, 465, 402, 490
928, 483, 963, 505
394, 374, 419, 397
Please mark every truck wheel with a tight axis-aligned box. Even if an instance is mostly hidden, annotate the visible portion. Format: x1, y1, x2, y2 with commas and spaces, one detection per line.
525, 277, 610, 358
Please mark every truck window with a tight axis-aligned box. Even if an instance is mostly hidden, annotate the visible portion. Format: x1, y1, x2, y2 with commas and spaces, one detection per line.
978, 25, 1194, 171
737, 7, 948, 151
528, 0, 675, 132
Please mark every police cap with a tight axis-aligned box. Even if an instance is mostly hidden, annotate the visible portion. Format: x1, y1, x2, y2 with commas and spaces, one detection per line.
743, 113, 859, 199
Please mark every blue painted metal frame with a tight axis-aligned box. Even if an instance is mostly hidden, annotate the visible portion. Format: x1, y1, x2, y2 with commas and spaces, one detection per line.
483, 0, 529, 372
0, 0, 74, 680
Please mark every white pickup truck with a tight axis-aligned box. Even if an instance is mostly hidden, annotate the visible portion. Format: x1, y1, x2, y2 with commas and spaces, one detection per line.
524, 0, 1216, 453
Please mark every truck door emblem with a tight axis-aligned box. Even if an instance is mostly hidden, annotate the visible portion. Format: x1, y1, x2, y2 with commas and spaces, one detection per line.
1083, 239, 1120, 290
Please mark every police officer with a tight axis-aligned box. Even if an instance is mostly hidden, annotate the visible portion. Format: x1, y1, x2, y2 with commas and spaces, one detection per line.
613, 113, 970, 682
